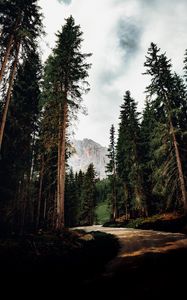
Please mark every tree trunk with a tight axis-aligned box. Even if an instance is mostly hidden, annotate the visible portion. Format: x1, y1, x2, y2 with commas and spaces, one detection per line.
0, 16, 21, 83
36, 156, 44, 229
0, 34, 14, 83
56, 110, 62, 228
20, 177, 27, 235
0, 42, 20, 151
164, 90, 187, 211
56, 98, 68, 230
169, 119, 187, 210
112, 175, 117, 221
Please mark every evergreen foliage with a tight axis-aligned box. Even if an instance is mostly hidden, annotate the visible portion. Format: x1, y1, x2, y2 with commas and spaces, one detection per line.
80, 164, 96, 225
1, 1, 187, 233
116, 91, 146, 218
40, 16, 91, 229
0, 49, 41, 233
106, 124, 117, 221
144, 43, 187, 211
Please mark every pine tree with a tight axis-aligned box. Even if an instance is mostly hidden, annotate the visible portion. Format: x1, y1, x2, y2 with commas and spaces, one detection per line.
144, 43, 187, 211
42, 16, 91, 230
140, 99, 157, 213
106, 124, 117, 221
0, 49, 41, 233
116, 91, 146, 218
184, 49, 187, 81
80, 164, 96, 225
0, 0, 43, 150
65, 169, 80, 227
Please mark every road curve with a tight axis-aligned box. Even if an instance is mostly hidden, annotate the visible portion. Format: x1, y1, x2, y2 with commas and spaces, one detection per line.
74, 226, 187, 298
76, 225, 187, 273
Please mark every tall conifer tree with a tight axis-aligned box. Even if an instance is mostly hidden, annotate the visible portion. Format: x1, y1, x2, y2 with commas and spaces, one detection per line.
106, 124, 117, 221
144, 43, 187, 211
116, 91, 146, 217
0, 0, 43, 150
0, 49, 41, 232
41, 16, 91, 229
80, 164, 96, 225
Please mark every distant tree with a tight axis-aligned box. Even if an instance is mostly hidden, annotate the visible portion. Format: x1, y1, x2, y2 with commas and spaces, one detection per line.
184, 49, 187, 81
106, 124, 117, 221
75, 170, 84, 205
116, 91, 146, 218
95, 178, 110, 205
65, 169, 80, 227
80, 164, 96, 225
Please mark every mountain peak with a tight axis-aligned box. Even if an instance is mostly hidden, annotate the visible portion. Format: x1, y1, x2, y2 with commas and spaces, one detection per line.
68, 139, 108, 178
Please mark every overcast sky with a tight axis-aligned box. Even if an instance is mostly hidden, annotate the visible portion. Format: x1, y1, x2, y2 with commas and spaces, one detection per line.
39, 0, 187, 146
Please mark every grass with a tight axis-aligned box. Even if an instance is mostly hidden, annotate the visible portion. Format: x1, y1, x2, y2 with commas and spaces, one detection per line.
95, 202, 110, 224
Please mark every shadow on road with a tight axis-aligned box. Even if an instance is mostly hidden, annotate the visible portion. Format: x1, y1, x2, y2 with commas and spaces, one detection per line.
79, 226, 187, 299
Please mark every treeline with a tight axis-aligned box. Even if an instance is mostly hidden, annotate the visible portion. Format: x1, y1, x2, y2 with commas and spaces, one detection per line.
106, 43, 187, 221
1, 1, 187, 234
0, 1, 92, 234
65, 165, 97, 227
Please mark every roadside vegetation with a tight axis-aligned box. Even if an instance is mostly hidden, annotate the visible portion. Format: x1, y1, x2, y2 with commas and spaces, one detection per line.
103, 213, 187, 234
0, 230, 119, 274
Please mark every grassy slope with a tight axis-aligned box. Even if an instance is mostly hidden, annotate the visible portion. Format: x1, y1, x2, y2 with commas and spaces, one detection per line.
95, 202, 110, 224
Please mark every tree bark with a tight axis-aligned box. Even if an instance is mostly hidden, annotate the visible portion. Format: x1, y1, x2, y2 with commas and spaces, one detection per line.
20, 176, 27, 235
164, 91, 187, 211
0, 16, 21, 83
56, 97, 68, 230
112, 174, 117, 221
0, 34, 14, 83
36, 156, 44, 229
0, 42, 20, 151
169, 119, 187, 210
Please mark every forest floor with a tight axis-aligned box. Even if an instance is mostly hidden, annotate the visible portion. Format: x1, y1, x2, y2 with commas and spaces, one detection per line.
78, 225, 187, 299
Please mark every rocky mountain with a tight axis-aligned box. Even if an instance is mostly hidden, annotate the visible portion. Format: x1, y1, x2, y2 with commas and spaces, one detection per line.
68, 139, 109, 179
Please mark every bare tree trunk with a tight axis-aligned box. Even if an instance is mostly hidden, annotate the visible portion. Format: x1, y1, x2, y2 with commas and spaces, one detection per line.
124, 183, 129, 220
20, 177, 27, 235
125, 202, 128, 220
56, 110, 62, 229
43, 197, 47, 221
0, 16, 21, 83
164, 91, 187, 211
169, 119, 187, 210
0, 42, 20, 151
56, 98, 68, 230
36, 156, 44, 229
112, 175, 117, 221
0, 34, 14, 83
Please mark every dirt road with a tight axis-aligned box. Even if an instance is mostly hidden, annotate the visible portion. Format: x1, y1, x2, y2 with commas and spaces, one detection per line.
79, 225, 187, 256
77, 226, 187, 298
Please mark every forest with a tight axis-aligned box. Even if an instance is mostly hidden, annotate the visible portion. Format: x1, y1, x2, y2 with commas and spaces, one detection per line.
1, 1, 187, 290
1, 1, 187, 233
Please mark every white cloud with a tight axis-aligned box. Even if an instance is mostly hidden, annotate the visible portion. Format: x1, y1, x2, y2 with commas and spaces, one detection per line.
39, 0, 187, 146
57, 0, 72, 5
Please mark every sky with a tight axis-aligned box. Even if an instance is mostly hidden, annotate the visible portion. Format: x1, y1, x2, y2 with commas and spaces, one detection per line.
39, 0, 187, 146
